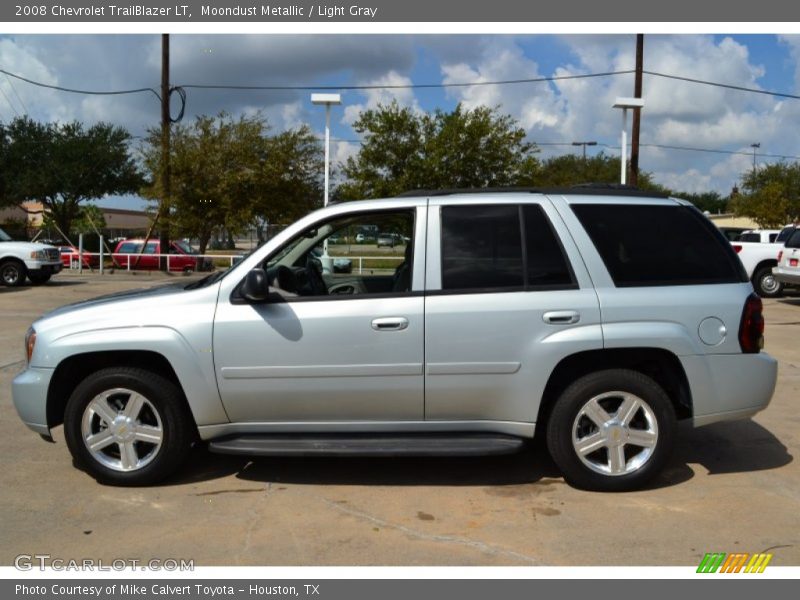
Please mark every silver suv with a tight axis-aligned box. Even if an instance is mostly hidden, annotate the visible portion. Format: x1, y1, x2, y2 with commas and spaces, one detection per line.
12, 188, 777, 491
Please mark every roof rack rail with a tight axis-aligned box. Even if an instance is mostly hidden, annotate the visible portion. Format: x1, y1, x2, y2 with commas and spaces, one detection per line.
396, 184, 670, 199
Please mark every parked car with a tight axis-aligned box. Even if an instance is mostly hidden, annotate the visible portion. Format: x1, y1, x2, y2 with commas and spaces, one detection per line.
59, 245, 100, 269
355, 233, 366, 243
376, 232, 406, 248
0, 227, 62, 286
111, 239, 210, 272
13, 187, 776, 491
731, 239, 785, 297
737, 229, 781, 244
773, 228, 800, 287
718, 226, 749, 241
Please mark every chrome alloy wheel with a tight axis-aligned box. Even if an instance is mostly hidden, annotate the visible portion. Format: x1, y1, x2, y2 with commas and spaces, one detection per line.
80, 388, 163, 472
571, 391, 659, 476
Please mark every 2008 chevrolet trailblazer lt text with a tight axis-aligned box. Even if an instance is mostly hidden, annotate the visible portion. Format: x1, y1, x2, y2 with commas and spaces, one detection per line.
12, 188, 777, 491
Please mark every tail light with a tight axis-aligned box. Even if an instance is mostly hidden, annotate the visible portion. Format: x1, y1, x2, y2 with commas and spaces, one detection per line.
777, 251, 783, 263
733, 245, 742, 253
791, 259, 799, 267
739, 294, 764, 354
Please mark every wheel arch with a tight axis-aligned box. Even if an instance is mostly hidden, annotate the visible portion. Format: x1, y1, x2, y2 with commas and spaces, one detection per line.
537, 347, 693, 427
47, 350, 195, 431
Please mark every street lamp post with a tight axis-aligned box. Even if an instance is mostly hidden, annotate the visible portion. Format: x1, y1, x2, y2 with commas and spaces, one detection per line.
311, 93, 342, 273
613, 97, 645, 185
311, 93, 342, 208
572, 141, 597, 160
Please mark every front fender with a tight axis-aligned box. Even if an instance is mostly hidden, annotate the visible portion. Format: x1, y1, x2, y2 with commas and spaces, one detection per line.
43, 326, 229, 426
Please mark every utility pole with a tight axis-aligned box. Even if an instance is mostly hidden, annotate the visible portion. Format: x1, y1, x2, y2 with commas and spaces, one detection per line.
159, 33, 171, 271
630, 33, 644, 187
751, 143, 760, 172
572, 141, 597, 160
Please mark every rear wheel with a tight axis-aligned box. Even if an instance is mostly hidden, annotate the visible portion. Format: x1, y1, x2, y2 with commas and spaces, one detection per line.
64, 367, 194, 486
546, 369, 676, 492
0, 259, 27, 287
28, 272, 51, 285
753, 265, 783, 298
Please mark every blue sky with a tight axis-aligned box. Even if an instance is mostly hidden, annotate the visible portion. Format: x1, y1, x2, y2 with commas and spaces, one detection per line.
1, 34, 799, 209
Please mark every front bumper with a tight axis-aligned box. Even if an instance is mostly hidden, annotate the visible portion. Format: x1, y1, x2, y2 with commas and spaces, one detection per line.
12, 367, 54, 436
772, 265, 800, 286
680, 352, 778, 427
26, 261, 63, 275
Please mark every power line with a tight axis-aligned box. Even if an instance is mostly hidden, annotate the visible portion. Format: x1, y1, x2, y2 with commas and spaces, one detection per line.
0, 67, 161, 100
644, 70, 800, 101
2, 70, 29, 114
179, 70, 636, 91
0, 84, 20, 117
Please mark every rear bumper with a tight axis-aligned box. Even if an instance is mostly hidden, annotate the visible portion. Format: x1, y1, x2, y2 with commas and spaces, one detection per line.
773, 266, 800, 285
680, 353, 777, 427
11, 367, 54, 436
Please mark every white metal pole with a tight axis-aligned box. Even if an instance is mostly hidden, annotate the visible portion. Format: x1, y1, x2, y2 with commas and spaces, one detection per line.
78, 233, 83, 275
99, 235, 104, 275
620, 108, 628, 185
322, 104, 331, 263
324, 104, 331, 208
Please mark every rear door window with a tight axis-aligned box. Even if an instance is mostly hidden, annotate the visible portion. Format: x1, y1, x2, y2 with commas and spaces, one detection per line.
572, 203, 747, 287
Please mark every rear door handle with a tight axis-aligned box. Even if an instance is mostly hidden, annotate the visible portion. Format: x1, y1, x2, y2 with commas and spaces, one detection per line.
543, 311, 580, 325
371, 317, 409, 331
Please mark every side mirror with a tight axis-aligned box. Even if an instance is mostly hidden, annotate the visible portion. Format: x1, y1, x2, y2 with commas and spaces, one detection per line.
241, 268, 270, 303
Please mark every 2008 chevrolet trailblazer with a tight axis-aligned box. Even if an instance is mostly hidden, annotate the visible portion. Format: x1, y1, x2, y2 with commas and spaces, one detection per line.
12, 188, 777, 491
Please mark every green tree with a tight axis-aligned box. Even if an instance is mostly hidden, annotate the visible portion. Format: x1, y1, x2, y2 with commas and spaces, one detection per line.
1, 117, 142, 235
524, 152, 663, 191
336, 102, 539, 200
141, 113, 322, 255
733, 162, 800, 227
670, 191, 728, 214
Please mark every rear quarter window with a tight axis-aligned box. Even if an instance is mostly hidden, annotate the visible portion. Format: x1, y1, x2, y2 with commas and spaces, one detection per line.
571, 203, 747, 287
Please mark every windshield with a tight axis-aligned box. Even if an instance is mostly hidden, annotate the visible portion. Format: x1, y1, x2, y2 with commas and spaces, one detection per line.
174, 240, 194, 254
0, 227, 12, 242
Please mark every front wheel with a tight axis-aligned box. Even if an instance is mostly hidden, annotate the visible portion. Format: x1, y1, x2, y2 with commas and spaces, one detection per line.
64, 367, 194, 486
0, 260, 27, 287
753, 265, 783, 298
546, 369, 676, 492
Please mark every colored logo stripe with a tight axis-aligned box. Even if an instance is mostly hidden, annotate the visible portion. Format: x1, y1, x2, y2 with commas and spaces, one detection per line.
697, 552, 773, 573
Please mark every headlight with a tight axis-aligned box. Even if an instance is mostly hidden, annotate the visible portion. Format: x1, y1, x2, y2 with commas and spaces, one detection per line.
30, 250, 46, 260
25, 327, 36, 365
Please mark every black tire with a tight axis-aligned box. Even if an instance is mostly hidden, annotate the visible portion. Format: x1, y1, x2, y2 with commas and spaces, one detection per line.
28, 272, 51, 285
546, 369, 676, 492
0, 259, 27, 287
64, 367, 194, 486
753, 265, 783, 298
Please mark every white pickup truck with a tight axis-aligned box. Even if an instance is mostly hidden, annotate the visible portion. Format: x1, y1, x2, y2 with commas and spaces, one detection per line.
0, 226, 62, 286
731, 225, 796, 297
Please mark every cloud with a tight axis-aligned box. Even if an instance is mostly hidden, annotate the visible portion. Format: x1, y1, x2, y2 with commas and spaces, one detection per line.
342, 70, 422, 125
2, 33, 799, 203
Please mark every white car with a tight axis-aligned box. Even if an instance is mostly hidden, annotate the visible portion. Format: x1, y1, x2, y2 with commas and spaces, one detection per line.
738, 229, 781, 244
773, 229, 800, 286
0, 227, 63, 286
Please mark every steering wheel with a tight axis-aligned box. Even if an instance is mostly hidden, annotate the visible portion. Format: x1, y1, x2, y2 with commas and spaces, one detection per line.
305, 254, 328, 296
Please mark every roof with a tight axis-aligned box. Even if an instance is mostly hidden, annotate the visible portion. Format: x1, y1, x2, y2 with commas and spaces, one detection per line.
395, 184, 670, 199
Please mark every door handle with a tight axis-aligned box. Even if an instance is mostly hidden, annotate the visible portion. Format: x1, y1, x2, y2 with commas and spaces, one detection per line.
543, 310, 580, 325
371, 317, 409, 331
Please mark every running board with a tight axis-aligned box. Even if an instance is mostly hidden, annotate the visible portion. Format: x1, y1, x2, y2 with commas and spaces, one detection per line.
207, 433, 525, 457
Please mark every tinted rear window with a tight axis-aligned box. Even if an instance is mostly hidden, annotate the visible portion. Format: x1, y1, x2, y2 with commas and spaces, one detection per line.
786, 230, 800, 249
441, 205, 523, 290
572, 203, 747, 287
738, 233, 760, 243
